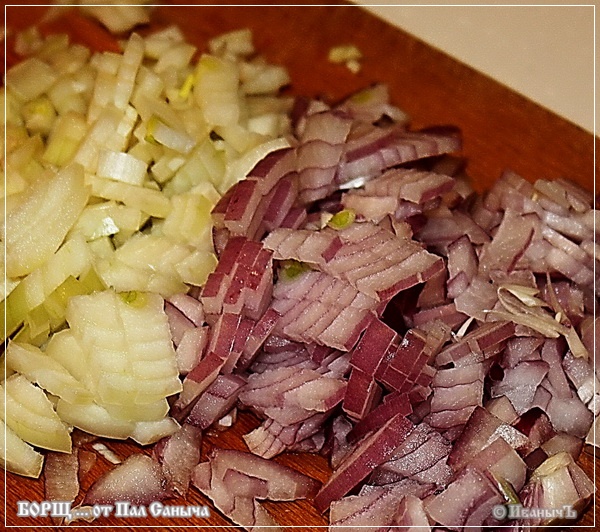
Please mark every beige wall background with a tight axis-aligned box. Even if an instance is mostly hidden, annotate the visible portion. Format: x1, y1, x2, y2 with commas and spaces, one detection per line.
354, 1, 595, 135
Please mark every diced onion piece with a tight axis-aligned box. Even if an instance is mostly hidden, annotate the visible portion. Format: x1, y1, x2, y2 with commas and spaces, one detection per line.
91, 442, 122, 464
175, 249, 219, 288
4, 164, 90, 277
130, 417, 180, 445
345, 59, 361, 74
0, 419, 44, 478
13, 26, 43, 57
145, 115, 196, 154
66, 289, 182, 407
5, 147, 52, 210
56, 400, 134, 440
209, 28, 255, 58
97, 150, 147, 185
6, 57, 58, 101
161, 193, 214, 249
213, 123, 266, 153
328, 44, 362, 64
83, 454, 169, 506
96, 233, 193, 296
44, 330, 89, 385
1, 374, 72, 453
22, 96, 56, 135
143, 25, 186, 59
79, 5, 151, 35
247, 112, 283, 137
154, 42, 196, 74
1, 278, 20, 303
44, 450, 80, 504
71, 201, 144, 240
3, 235, 92, 340
5, 342, 93, 405
328, 45, 362, 73
74, 106, 137, 173
43, 112, 88, 167
89, 175, 171, 218
221, 136, 291, 194
163, 138, 226, 197
14, 270, 104, 346
114, 33, 145, 109
194, 54, 240, 127
241, 62, 290, 95
102, 399, 170, 423
150, 153, 186, 184
520, 451, 596, 527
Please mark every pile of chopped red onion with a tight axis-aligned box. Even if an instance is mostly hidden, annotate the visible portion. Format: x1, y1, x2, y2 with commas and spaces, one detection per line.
79, 83, 596, 530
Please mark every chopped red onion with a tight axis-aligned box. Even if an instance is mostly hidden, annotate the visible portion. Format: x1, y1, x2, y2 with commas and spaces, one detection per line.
153, 423, 202, 496
314, 413, 414, 512
512, 452, 595, 530
192, 448, 320, 529
369, 422, 453, 487
56, 79, 593, 528
329, 485, 406, 531
44, 450, 80, 509
348, 392, 412, 443
425, 466, 504, 530
84, 454, 170, 506
448, 406, 528, 472
186, 374, 245, 430
391, 494, 432, 530
239, 365, 346, 425
425, 363, 485, 434
435, 321, 515, 367
491, 361, 550, 415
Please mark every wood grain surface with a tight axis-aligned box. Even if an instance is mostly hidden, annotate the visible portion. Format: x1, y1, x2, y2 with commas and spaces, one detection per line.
2, 2, 597, 530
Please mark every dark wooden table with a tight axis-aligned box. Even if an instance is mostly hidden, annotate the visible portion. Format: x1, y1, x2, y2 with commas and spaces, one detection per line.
2, 2, 596, 529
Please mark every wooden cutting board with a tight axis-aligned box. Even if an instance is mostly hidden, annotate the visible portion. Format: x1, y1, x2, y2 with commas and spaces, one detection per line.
2, 2, 597, 529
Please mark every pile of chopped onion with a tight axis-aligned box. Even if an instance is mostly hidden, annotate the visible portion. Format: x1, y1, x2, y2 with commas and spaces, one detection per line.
2, 17, 292, 476
2, 9, 597, 532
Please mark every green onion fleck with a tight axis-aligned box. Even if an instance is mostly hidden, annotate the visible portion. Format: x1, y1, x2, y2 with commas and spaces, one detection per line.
178, 73, 195, 99
119, 290, 147, 308
327, 209, 356, 230
494, 475, 521, 506
279, 260, 310, 281
145, 115, 161, 145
